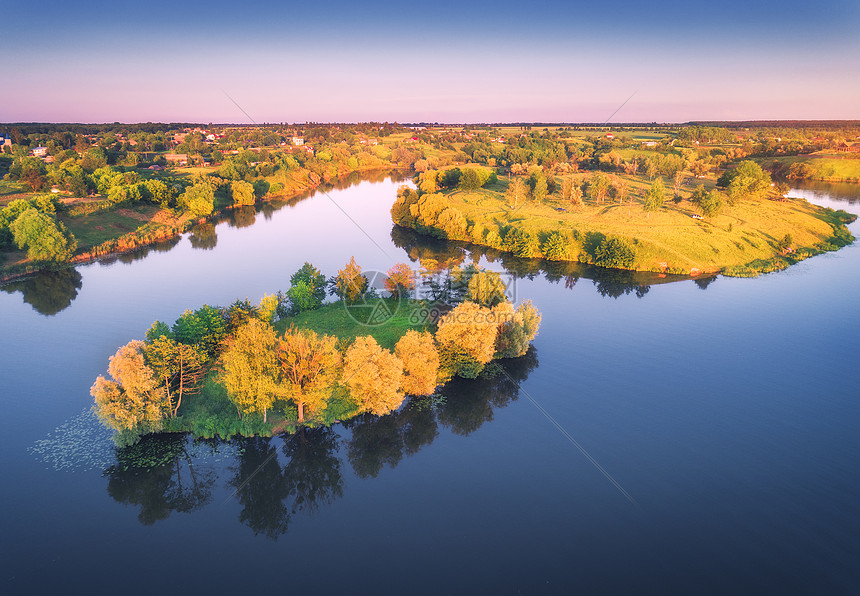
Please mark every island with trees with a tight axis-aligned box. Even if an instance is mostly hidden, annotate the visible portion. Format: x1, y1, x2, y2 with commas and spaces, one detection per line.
90, 258, 541, 445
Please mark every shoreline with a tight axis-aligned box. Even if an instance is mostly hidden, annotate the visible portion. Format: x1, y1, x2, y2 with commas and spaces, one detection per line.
0, 165, 406, 284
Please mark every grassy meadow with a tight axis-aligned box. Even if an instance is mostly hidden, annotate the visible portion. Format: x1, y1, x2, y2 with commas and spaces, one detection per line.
439, 172, 852, 275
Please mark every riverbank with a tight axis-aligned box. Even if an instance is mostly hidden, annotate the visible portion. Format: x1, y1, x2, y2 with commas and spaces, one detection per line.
0, 165, 406, 283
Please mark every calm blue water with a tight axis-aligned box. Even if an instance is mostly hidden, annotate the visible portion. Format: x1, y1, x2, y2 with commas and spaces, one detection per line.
1, 176, 859, 593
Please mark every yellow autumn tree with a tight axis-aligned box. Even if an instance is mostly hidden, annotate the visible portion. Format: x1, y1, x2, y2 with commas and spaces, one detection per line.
342, 336, 405, 416
435, 301, 499, 379
220, 318, 279, 422
278, 328, 341, 423
334, 256, 368, 304
91, 340, 169, 436
395, 330, 439, 396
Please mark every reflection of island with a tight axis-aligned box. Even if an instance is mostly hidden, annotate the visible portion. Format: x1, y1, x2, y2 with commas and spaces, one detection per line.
103, 349, 538, 538
390, 225, 700, 298
1, 268, 83, 316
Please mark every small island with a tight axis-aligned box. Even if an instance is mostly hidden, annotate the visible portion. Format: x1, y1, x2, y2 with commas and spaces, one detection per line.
90, 259, 541, 445
391, 160, 855, 277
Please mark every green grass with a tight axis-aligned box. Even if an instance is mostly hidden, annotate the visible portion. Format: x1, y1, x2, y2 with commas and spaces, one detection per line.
62, 207, 156, 248
274, 298, 434, 350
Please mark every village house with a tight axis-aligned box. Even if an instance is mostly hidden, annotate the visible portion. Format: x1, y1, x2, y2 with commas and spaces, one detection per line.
292, 137, 305, 146
164, 153, 188, 166
31, 146, 48, 157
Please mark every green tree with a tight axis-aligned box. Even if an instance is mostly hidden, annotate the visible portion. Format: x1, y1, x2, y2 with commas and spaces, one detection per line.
179, 183, 215, 218
10, 208, 77, 262
643, 178, 665, 217
459, 168, 482, 191
531, 173, 548, 203
231, 180, 255, 206
594, 236, 635, 269
220, 318, 280, 422
290, 262, 327, 308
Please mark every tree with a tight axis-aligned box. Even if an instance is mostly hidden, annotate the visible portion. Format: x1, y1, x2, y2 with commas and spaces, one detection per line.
541, 231, 572, 261
594, 236, 635, 269
643, 178, 665, 217
589, 173, 611, 205
144, 336, 206, 417
10, 208, 77, 262
645, 157, 659, 181
384, 263, 415, 299
342, 336, 405, 416
459, 168, 482, 191
672, 169, 685, 197
172, 305, 227, 360
436, 301, 499, 379
231, 180, 255, 206
561, 176, 574, 202
465, 268, 507, 307
493, 301, 541, 358
395, 330, 439, 396
691, 186, 723, 217
531, 173, 548, 203
333, 256, 368, 304
613, 177, 629, 205
220, 319, 280, 422
725, 160, 772, 204
506, 177, 527, 208
278, 328, 341, 423
179, 183, 214, 218
91, 340, 169, 440
288, 262, 327, 312
418, 170, 438, 194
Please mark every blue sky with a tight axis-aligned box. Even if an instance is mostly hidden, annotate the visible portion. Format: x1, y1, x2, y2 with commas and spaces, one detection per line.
3, 0, 858, 122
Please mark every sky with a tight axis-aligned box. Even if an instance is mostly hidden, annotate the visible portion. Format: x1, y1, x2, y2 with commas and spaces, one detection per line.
2, 0, 859, 123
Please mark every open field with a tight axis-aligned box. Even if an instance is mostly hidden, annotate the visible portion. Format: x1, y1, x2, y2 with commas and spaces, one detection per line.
274, 299, 434, 351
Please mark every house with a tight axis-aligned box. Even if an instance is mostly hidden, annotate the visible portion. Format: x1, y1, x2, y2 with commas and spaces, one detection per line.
32, 146, 48, 157
643, 141, 658, 148
206, 134, 216, 141
605, 133, 614, 139
292, 137, 304, 146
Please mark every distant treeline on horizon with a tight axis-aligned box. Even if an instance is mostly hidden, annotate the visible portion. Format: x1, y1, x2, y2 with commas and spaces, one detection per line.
3, 120, 860, 134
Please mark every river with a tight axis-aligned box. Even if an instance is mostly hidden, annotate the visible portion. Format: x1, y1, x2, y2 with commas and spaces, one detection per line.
1, 174, 859, 593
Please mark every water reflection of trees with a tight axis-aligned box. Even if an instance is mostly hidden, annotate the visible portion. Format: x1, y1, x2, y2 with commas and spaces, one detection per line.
189, 222, 218, 250
1, 268, 83, 316
391, 225, 700, 298
103, 349, 538, 538
104, 434, 216, 525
